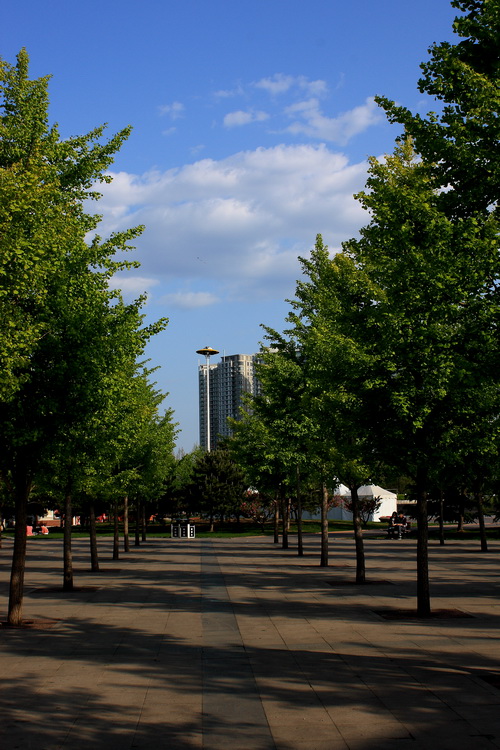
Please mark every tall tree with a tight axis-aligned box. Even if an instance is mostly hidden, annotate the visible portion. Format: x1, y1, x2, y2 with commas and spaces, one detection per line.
190, 448, 247, 530
345, 138, 499, 614
377, 0, 500, 217
249, 345, 323, 557
229, 408, 284, 544
0, 49, 137, 402
0, 51, 168, 625
256, 349, 299, 553
160, 446, 205, 521
117, 373, 177, 542
280, 235, 385, 580
372, 0, 500, 607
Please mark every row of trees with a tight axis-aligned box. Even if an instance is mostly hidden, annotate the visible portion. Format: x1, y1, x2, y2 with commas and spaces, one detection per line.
162, 446, 248, 529
226, 0, 500, 616
0, 51, 177, 625
2, 1, 498, 623
162, 442, 369, 546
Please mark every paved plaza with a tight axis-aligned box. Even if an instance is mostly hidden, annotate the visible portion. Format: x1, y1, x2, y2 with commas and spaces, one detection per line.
1, 531, 500, 749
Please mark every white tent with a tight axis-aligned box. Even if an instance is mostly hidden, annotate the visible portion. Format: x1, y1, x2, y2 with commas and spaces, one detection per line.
302, 484, 397, 523
336, 484, 397, 522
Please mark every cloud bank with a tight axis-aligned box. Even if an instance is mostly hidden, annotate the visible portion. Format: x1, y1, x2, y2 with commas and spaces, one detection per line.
94, 142, 370, 306
285, 96, 382, 145
223, 110, 269, 128
253, 73, 328, 97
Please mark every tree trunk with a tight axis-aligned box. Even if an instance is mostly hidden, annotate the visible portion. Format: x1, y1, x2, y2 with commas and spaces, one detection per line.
296, 467, 303, 556
123, 495, 130, 552
320, 482, 329, 567
135, 502, 141, 547
350, 485, 366, 584
273, 490, 279, 544
113, 502, 120, 560
63, 490, 74, 591
89, 502, 99, 572
457, 492, 465, 532
416, 466, 431, 617
8, 471, 32, 626
281, 486, 288, 550
141, 503, 147, 541
438, 489, 445, 546
475, 490, 488, 553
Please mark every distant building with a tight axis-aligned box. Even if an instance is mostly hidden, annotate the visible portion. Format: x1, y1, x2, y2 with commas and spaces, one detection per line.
198, 353, 260, 449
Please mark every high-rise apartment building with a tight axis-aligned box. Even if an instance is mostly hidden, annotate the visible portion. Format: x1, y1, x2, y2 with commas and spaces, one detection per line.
198, 353, 259, 449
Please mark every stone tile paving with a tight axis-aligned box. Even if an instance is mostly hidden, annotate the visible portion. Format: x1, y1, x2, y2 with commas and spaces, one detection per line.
0, 532, 499, 748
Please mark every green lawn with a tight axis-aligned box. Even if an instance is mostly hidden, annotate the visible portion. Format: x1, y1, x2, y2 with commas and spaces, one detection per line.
3, 519, 498, 541
3, 519, 375, 540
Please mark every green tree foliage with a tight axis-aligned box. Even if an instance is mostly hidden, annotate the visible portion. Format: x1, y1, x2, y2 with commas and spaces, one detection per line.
228, 408, 284, 544
259, 133, 497, 599
253, 0, 499, 608
271, 235, 385, 576
343, 134, 499, 612
241, 345, 323, 554
0, 50, 137, 401
288, 236, 383, 487
161, 446, 206, 519
0, 51, 171, 624
109, 371, 177, 519
229, 399, 287, 497
375, 0, 500, 569
347, 139, 497, 455
376, 0, 500, 216
190, 448, 247, 529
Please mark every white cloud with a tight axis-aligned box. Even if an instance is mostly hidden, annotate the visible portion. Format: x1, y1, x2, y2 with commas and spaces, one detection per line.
254, 73, 295, 95
159, 291, 220, 309
207, 75, 380, 146
254, 74, 327, 97
107, 275, 159, 303
223, 109, 269, 128
94, 143, 369, 302
159, 101, 185, 119
213, 83, 245, 99
284, 96, 382, 145
108, 275, 159, 291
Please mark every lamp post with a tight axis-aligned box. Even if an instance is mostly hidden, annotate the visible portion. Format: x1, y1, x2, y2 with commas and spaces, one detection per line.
196, 346, 219, 451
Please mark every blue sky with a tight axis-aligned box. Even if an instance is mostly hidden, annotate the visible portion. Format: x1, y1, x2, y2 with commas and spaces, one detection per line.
3, 1, 457, 452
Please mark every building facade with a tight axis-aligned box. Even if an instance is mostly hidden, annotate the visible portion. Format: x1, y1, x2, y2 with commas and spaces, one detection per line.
198, 353, 259, 449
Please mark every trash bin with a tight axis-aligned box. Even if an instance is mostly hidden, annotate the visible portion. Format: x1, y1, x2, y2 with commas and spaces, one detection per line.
171, 519, 196, 539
